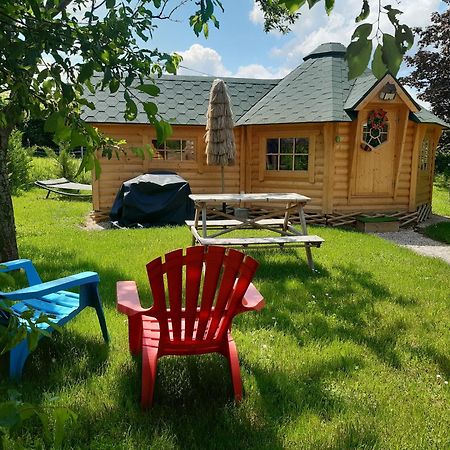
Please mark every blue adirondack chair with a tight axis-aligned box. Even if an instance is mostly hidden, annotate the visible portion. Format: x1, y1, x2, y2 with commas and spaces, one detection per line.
0, 259, 109, 378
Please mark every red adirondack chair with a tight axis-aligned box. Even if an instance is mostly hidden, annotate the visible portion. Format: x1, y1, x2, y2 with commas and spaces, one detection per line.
116, 246, 264, 408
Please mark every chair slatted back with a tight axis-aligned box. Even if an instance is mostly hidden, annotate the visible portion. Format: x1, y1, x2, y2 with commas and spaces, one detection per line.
146, 246, 258, 345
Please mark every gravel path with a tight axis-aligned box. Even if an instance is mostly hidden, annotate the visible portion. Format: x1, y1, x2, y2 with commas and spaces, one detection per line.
375, 215, 450, 265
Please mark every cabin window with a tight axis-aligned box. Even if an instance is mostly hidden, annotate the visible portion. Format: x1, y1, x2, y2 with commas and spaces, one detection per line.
419, 134, 431, 172
265, 137, 309, 171
152, 139, 196, 161
362, 122, 388, 148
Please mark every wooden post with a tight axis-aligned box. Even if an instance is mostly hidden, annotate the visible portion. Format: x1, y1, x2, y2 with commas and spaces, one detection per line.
201, 203, 207, 238
298, 203, 314, 270
409, 124, 424, 211
393, 107, 410, 200
283, 202, 291, 231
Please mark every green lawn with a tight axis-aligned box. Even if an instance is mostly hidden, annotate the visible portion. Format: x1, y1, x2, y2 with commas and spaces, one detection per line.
1, 190, 450, 449
432, 178, 450, 217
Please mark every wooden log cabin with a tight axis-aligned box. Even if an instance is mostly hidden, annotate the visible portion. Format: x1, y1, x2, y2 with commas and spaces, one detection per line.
83, 43, 448, 226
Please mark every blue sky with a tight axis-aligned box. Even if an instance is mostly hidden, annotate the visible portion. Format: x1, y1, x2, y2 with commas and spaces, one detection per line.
144, 0, 443, 86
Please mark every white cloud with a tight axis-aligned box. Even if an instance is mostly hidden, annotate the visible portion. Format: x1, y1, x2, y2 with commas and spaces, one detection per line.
177, 44, 289, 79
234, 64, 290, 79
176, 44, 232, 77
269, 0, 441, 64
249, 1, 264, 25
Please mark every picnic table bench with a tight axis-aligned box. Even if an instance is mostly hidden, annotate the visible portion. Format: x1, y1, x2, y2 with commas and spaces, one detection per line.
187, 193, 324, 270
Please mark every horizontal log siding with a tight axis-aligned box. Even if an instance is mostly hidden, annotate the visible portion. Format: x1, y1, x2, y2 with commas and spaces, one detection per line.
332, 120, 415, 213
92, 123, 241, 215
247, 124, 325, 212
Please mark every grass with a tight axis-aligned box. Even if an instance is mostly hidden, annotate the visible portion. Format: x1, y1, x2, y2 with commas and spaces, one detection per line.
423, 222, 450, 244
1, 189, 450, 449
432, 177, 450, 217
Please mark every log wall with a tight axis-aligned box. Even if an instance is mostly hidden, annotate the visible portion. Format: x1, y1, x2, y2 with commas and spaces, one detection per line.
92, 123, 242, 217
92, 118, 443, 220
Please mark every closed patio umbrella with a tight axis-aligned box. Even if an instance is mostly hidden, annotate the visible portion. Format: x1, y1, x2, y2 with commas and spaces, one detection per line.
205, 79, 236, 193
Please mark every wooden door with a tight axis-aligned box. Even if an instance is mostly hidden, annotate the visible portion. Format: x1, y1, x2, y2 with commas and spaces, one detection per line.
353, 107, 398, 197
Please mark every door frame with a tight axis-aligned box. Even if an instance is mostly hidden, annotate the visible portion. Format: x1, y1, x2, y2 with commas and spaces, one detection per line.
349, 104, 402, 201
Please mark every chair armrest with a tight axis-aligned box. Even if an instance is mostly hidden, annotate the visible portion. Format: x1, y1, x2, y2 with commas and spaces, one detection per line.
0, 272, 99, 301
0, 259, 42, 285
241, 283, 264, 311
117, 281, 150, 316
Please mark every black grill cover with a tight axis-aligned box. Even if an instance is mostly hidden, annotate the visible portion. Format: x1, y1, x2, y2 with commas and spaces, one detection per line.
110, 172, 195, 227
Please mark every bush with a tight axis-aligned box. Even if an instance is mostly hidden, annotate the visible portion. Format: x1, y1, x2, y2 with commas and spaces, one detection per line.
29, 156, 59, 182
44, 145, 91, 184
6, 130, 33, 194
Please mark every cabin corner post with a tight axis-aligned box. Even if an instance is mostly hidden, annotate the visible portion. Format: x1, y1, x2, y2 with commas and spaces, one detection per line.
322, 122, 336, 214
92, 148, 101, 214
393, 108, 410, 200
238, 126, 246, 193
408, 124, 425, 211
348, 112, 363, 200
245, 125, 253, 193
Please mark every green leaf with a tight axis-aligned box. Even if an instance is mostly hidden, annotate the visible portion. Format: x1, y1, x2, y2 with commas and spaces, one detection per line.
346, 38, 372, 79
351, 23, 372, 40
307, 0, 320, 8
382, 34, 403, 76
27, 330, 40, 352
53, 407, 75, 449
325, 0, 334, 15
143, 102, 158, 120
0, 402, 21, 427
61, 83, 75, 103
99, 50, 110, 64
372, 44, 388, 79
54, 124, 72, 143
135, 84, 160, 96
355, 0, 370, 22
193, 20, 203, 36
385, 5, 403, 26
124, 98, 138, 121
281, 0, 306, 12
131, 147, 144, 158
203, 23, 209, 38
44, 112, 64, 133
77, 62, 94, 83
109, 79, 120, 94
69, 130, 88, 149
395, 25, 414, 53
94, 158, 102, 179
106, 0, 115, 7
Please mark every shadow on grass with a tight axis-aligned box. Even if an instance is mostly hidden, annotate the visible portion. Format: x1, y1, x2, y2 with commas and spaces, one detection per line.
0, 241, 431, 448
239, 254, 415, 370
69, 348, 376, 449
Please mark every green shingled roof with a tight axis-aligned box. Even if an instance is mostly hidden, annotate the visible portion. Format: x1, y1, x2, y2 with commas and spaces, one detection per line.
82, 75, 278, 125
82, 43, 448, 128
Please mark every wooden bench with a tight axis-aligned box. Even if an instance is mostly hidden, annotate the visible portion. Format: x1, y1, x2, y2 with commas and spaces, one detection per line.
190, 227, 324, 249
185, 218, 288, 228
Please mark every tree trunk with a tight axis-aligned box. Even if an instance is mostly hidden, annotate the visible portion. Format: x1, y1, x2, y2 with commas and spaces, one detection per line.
0, 127, 19, 262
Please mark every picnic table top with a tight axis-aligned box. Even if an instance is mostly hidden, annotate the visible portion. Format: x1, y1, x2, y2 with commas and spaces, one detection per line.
189, 193, 311, 203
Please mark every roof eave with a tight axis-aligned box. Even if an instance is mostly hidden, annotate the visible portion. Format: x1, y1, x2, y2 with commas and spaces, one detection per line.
346, 72, 421, 112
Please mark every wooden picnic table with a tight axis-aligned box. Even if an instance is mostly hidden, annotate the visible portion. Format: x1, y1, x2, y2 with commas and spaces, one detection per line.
187, 193, 324, 270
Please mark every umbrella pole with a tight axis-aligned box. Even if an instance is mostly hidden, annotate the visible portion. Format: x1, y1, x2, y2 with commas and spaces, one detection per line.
221, 165, 226, 213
